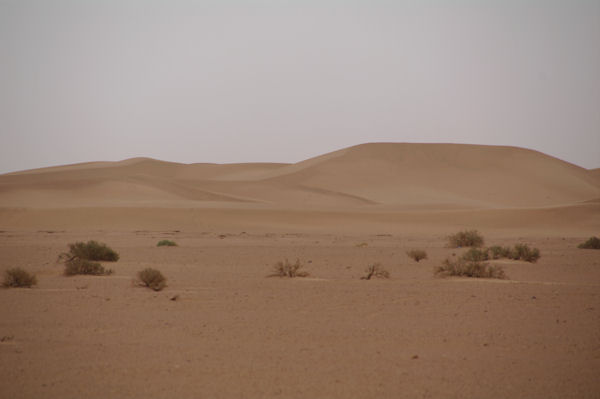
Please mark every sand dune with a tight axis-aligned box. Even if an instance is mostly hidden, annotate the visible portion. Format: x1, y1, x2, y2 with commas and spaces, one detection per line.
589, 168, 600, 185
0, 143, 598, 210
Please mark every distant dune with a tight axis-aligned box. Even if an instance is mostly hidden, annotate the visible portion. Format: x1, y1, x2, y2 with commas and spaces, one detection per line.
1, 143, 598, 210
590, 168, 600, 185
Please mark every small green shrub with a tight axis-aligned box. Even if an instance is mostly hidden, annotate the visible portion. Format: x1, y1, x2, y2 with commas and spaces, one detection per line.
407, 249, 427, 263
64, 258, 113, 276
361, 263, 390, 280
157, 240, 178, 247
2, 268, 37, 288
269, 259, 309, 278
462, 247, 489, 262
435, 258, 506, 279
578, 236, 600, 249
447, 230, 484, 248
63, 240, 119, 262
137, 268, 167, 291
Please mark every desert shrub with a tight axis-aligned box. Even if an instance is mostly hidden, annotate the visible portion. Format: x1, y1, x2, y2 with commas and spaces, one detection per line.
578, 236, 600, 249
361, 263, 390, 280
63, 240, 119, 262
2, 268, 37, 288
407, 249, 427, 262
447, 230, 484, 248
269, 259, 309, 278
488, 245, 511, 259
510, 244, 540, 263
462, 247, 489, 262
157, 240, 178, 247
137, 268, 167, 291
59, 240, 117, 276
64, 258, 113, 276
435, 258, 506, 279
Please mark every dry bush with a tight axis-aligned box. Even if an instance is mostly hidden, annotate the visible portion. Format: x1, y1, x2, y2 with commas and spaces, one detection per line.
62, 240, 119, 261
485, 244, 540, 263
137, 268, 167, 291
59, 240, 117, 276
578, 236, 600, 249
2, 268, 37, 288
462, 247, 489, 262
64, 258, 113, 276
435, 258, 506, 279
407, 249, 427, 262
510, 244, 540, 263
269, 259, 309, 278
361, 263, 390, 280
488, 245, 511, 259
157, 240, 178, 247
447, 230, 484, 248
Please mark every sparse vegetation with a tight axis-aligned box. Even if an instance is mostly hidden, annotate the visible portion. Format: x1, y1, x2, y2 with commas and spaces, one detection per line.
407, 249, 427, 262
2, 268, 37, 288
447, 230, 484, 248
269, 259, 309, 278
59, 240, 118, 276
435, 258, 506, 279
137, 268, 167, 291
361, 263, 390, 280
64, 258, 113, 276
157, 240, 178, 247
578, 236, 600, 249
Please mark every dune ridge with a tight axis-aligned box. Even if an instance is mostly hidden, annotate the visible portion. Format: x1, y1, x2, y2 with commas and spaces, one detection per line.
1, 143, 598, 211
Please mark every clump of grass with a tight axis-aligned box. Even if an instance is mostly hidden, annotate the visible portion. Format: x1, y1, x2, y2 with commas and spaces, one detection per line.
157, 240, 178, 247
578, 236, 600, 249
435, 258, 506, 279
59, 240, 118, 276
63, 240, 119, 262
64, 258, 113, 276
269, 259, 309, 278
361, 263, 390, 280
407, 249, 427, 263
447, 230, 484, 248
511, 243, 540, 263
2, 268, 37, 288
137, 268, 167, 291
355, 242, 368, 248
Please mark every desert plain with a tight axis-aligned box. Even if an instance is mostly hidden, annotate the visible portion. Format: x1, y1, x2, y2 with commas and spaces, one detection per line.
0, 143, 599, 398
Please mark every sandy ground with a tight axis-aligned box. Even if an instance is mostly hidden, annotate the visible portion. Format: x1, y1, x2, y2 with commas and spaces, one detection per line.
1, 229, 599, 399
1, 143, 599, 398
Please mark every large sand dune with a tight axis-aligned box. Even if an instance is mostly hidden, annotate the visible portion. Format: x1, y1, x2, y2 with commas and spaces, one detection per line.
1, 143, 598, 210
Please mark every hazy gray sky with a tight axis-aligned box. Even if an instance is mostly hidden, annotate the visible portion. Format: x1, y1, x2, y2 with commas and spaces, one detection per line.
1, 0, 599, 173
